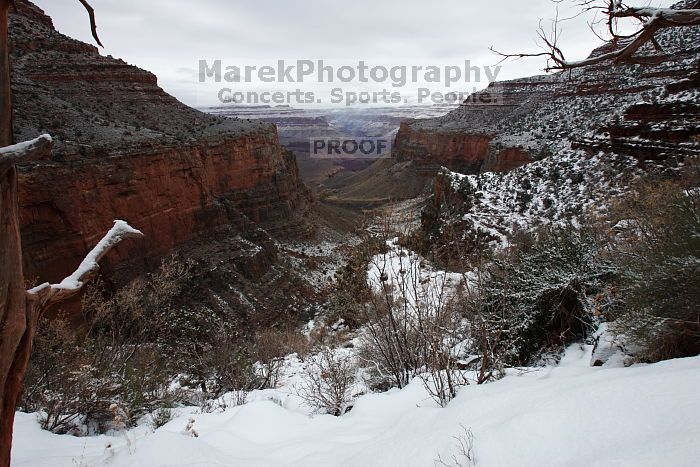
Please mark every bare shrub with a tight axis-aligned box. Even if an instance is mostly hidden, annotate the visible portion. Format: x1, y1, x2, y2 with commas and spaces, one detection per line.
23, 253, 316, 434
358, 282, 423, 390
417, 296, 471, 407
307, 323, 333, 347
296, 347, 357, 416
22, 314, 168, 435
358, 237, 472, 406
195, 394, 231, 414
229, 390, 248, 407
359, 238, 434, 389
462, 299, 505, 386
22, 256, 233, 433
435, 425, 477, 467
252, 327, 310, 390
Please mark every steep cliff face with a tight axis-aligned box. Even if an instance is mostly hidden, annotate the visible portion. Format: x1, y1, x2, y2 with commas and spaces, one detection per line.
393, 122, 532, 174
393, 123, 492, 173
18, 134, 310, 283
9, 0, 311, 285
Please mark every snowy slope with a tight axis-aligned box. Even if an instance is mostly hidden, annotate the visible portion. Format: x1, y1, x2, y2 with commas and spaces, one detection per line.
12, 346, 700, 467
435, 149, 641, 247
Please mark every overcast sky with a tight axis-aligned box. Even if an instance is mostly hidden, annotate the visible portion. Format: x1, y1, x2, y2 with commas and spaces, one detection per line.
33, 0, 675, 108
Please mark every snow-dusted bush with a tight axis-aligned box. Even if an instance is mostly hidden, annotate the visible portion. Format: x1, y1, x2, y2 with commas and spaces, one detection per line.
21, 261, 190, 434
20, 318, 79, 434
149, 408, 174, 430
326, 235, 386, 330
22, 313, 174, 435
479, 226, 615, 366
252, 327, 310, 390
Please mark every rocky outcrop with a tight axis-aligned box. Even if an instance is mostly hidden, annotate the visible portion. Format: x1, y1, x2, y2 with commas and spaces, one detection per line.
393, 123, 492, 173
9, 1, 311, 285
393, 121, 532, 174
208, 105, 349, 184
574, 71, 700, 160
482, 147, 533, 173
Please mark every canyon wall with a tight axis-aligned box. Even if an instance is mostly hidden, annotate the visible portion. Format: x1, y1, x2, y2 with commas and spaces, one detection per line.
9, 1, 311, 285
393, 123, 491, 173
393, 121, 532, 174
207, 104, 456, 184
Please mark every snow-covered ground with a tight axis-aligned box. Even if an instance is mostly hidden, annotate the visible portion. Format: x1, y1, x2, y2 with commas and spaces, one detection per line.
12, 345, 700, 467
368, 238, 464, 306
439, 149, 640, 248
280, 225, 362, 292
13, 227, 699, 467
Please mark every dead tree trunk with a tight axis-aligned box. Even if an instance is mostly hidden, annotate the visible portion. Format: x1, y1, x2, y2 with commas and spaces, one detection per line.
0, 1, 11, 146
0, 2, 24, 464
0, 2, 136, 466
0, 139, 141, 467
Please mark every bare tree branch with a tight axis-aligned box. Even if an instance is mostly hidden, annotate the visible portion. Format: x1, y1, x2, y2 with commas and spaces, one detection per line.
0, 3, 111, 465
0, 134, 52, 175
614, 6, 700, 24
76, 0, 103, 47
27, 220, 143, 309
492, 1, 700, 71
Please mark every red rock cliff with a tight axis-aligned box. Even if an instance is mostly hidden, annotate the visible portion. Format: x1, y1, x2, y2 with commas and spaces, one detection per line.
9, 1, 311, 284
393, 119, 531, 175
393, 123, 491, 173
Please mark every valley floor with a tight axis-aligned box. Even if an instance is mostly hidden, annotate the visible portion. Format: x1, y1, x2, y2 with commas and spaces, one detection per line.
12, 345, 700, 467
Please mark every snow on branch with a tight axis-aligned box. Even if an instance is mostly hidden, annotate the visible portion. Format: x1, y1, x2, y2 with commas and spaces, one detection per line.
27, 221, 143, 306
612, 7, 700, 25
55, 220, 143, 291
0, 134, 53, 175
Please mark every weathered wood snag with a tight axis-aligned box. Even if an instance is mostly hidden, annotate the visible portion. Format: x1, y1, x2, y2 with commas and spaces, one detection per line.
0, 2, 140, 466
